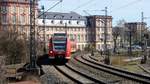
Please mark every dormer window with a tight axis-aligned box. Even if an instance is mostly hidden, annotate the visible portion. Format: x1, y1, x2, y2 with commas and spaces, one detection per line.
70, 16, 73, 19
62, 16, 64, 19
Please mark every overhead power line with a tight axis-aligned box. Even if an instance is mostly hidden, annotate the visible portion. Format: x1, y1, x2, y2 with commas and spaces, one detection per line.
83, 10, 91, 16
73, 0, 95, 11
37, 0, 62, 18
111, 0, 142, 13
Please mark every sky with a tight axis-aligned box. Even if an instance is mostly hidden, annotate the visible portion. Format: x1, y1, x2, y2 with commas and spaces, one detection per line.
38, 0, 150, 27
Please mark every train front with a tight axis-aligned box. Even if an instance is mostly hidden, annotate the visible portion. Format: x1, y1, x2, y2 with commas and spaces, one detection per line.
48, 33, 71, 61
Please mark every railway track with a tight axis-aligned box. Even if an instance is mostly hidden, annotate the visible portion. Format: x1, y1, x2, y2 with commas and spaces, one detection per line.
54, 65, 98, 84
69, 55, 127, 84
40, 52, 150, 84
41, 65, 74, 84
75, 54, 150, 84
53, 52, 105, 83
40, 52, 108, 84
41, 64, 103, 84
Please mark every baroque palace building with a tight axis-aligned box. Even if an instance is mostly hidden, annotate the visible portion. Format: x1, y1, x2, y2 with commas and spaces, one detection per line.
38, 12, 113, 51
0, 0, 38, 38
0, 0, 113, 51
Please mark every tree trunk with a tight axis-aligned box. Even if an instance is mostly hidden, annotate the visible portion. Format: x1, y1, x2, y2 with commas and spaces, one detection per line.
113, 39, 117, 53
0, 56, 6, 83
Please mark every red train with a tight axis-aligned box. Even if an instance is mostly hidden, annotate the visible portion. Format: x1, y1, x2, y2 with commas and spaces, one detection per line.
48, 33, 72, 61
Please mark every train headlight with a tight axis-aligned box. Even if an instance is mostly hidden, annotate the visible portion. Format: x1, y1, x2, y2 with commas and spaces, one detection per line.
50, 51, 53, 53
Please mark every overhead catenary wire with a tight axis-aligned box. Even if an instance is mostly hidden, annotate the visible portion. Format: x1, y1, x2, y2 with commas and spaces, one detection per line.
37, 0, 62, 18
110, 0, 143, 13
83, 0, 143, 15
73, 0, 95, 11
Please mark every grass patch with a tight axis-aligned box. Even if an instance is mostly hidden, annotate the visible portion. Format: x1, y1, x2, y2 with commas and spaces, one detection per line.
111, 55, 143, 72
120, 65, 143, 72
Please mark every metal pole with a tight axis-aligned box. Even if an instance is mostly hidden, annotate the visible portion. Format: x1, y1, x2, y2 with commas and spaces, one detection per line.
103, 7, 110, 65
129, 27, 132, 56
141, 12, 144, 47
65, 23, 67, 34
28, 0, 38, 70
104, 7, 107, 55
42, 6, 46, 54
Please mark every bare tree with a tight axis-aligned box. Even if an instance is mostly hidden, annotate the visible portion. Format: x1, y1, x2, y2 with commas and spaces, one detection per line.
112, 27, 121, 53
0, 31, 27, 65
0, 56, 6, 84
116, 19, 126, 48
116, 19, 126, 27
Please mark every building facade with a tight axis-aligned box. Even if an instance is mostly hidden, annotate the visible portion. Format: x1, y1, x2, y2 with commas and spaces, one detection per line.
86, 15, 113, 50
124, 22, 147, 44
38, 12, 113, 51
0, 0, 113, 51
0, 0, 38, 38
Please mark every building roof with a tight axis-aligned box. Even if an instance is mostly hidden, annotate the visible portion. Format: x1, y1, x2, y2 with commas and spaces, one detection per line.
38, 11, 86, 21
0, 0, 39, 4
86, 15, 112, 19
125, 22, 147, 25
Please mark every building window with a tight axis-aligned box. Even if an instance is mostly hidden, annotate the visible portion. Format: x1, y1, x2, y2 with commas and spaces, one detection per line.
60, 20, 63, 24
77, 21, 80, 24
51, 28, 53, 31
1, 6, 7, 14
107, 34, 111, 41
82, 45, 84, 50
12, 6, 16, 14
23, 8, 26, 14
46, 28, 49, 31
102, 28, 104, 32
20, 15, 25, 24
51, 20, 54, 24
68, 21, 71, 24
74, 34, 76, 40
75, 28, 76, 31
47, 34, 49, 38
20, 7, 23, 14
13, 25, 17, 32
85, 35, 88, 41
12, 15, 16, 24
78, 34, 80, 42
81, 34, 84, 41
3, 26, 7, 31
56, 28, 58, 31
2, 15, 7, 23
78, 45, 80, 50
70, 34, 73, 39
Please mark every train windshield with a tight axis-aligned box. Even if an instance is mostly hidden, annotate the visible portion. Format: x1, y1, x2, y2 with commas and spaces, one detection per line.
53, 38, 66, 51
53, 33, 67, 38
